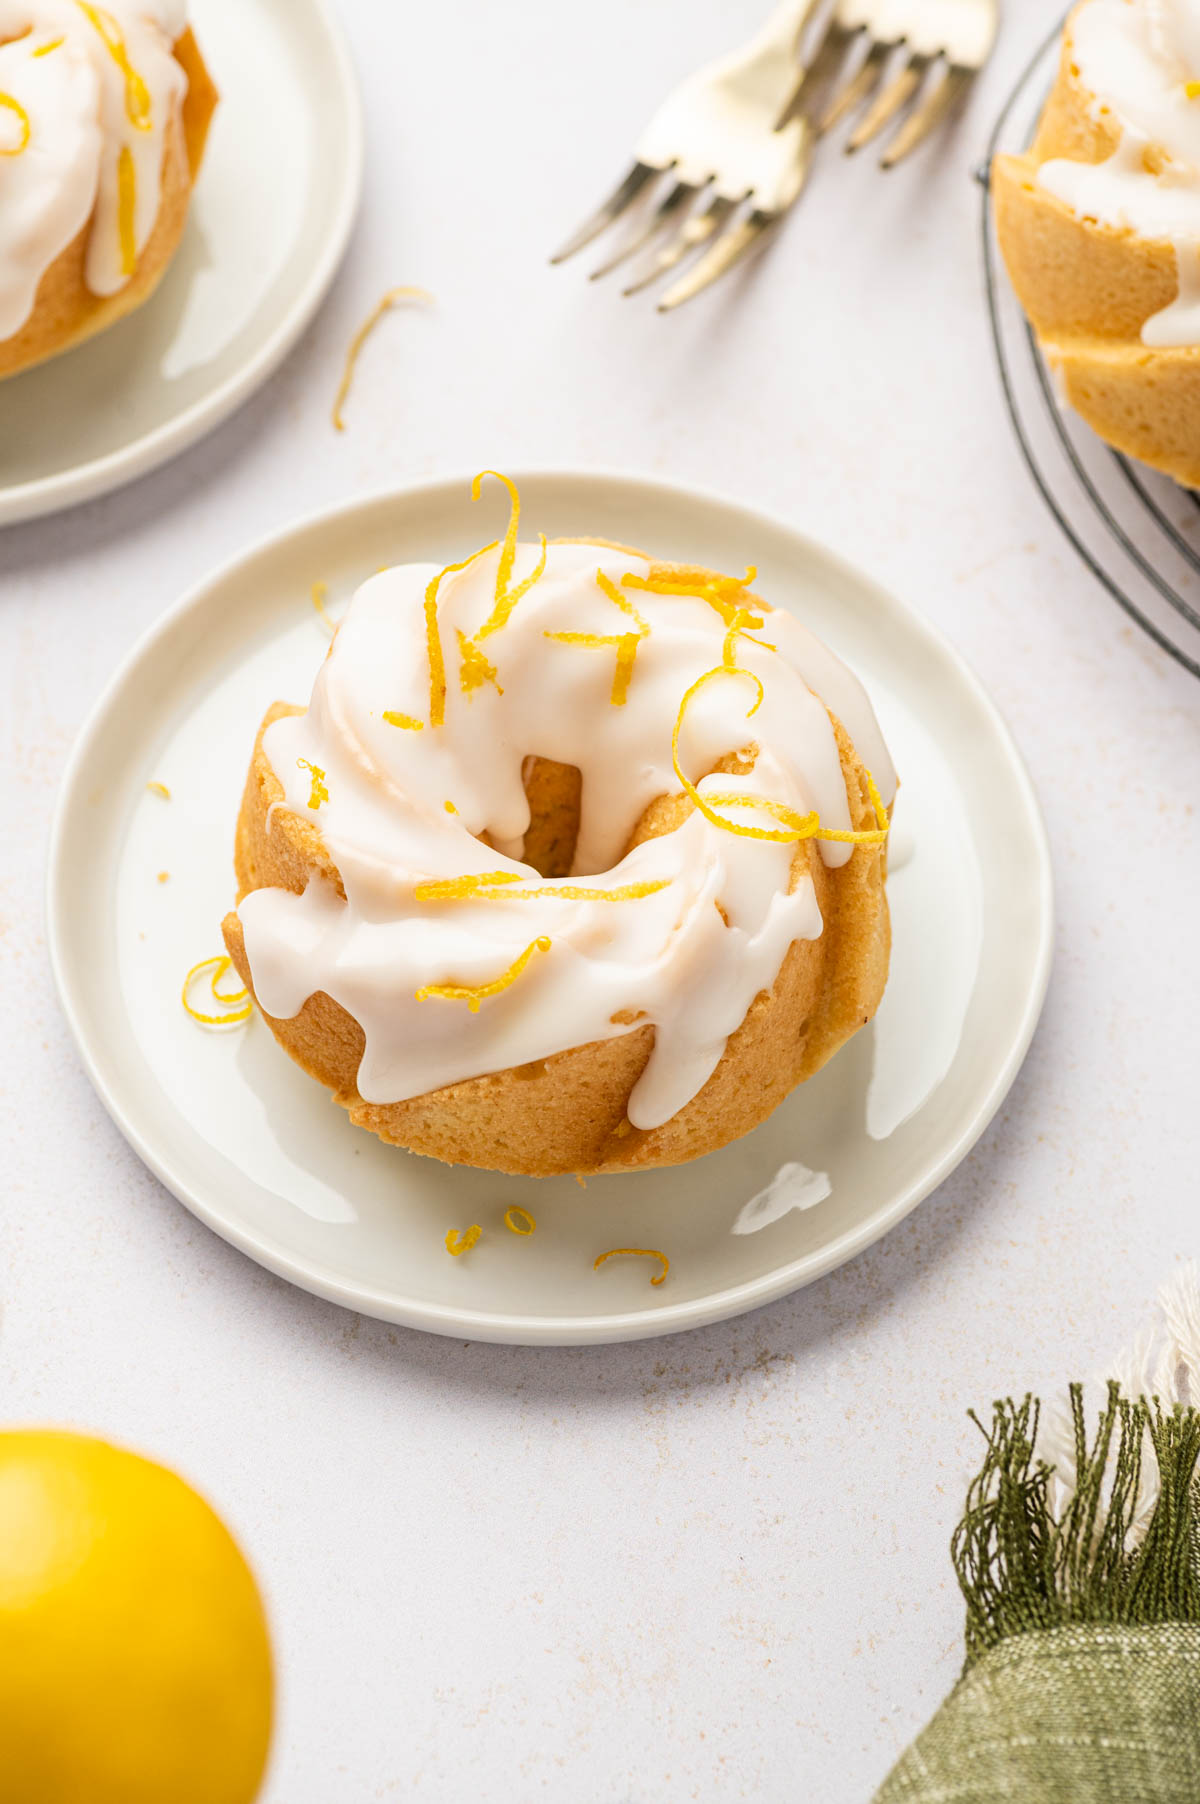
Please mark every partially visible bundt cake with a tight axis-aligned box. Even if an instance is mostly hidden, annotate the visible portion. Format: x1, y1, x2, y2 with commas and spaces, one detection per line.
0, 1, 217, 380
994, 0, 1200, 485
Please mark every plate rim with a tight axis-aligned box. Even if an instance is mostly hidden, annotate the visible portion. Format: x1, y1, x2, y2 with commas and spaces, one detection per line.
0, 0, 365, 529
46, 466, 1055, 1344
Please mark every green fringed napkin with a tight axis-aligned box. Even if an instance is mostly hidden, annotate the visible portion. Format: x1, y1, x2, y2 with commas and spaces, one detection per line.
876, 1384, 1200, 1804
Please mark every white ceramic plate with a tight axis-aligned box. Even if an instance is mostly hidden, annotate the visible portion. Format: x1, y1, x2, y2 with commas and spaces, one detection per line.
47, 471, 1053, 1344
0, 0, 362, 527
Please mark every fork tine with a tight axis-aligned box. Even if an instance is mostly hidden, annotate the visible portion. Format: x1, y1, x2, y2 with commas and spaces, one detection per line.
622, 194, 738, 297
844, 54, 924, 153
774, 20, 859, 130
657, 205, 778, 313
590, 179, 702, 280
879, 63, 966, 166
820, 37, 891, 132
549, 161, 661, 265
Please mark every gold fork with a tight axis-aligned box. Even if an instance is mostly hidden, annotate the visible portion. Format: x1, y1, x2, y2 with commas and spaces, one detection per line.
551, 0, 998, 311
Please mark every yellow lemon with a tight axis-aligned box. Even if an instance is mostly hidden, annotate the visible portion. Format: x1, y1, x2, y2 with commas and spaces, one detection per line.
0, 1430, 273, 1804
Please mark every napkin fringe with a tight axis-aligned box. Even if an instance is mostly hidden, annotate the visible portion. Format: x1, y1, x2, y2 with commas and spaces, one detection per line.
952, 1382, 1200, 1671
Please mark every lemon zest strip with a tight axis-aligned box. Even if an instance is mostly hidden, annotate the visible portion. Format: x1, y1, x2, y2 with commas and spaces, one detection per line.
671, 667, 888, 846
32, 35, 65, 55
540, 568, 653, 705
416, 936, 551, 1013
470, 472, 549, 641
447, 474, 549, 688
423, 540, 499, 727
116, 143, 136, 276
593, 1247, 669, 1287
672, 669, 774, 843
457, 627, 501, 696
416, 870, 522, 898
297, 758, 328, 810
182, 956, 252, 1026
382, 710, 423, 730
0, 92, 31, 154
331, 285, 432, 431
698, 770, 889, 844
472, 470, 519, 621
476, 534, 548, 640
543, 629, 644, 706
444, 800, 457, 814
445, 1225, 481, 1257
75, 3, 152, 127
480, 541, 548, 642
624, 564, 759, 629
609, 633, 643, 705
595, 567, 649, 631
723, 605, 776, 669
1187, 79, 1200, 98
311, 581, 340, 635
504, 1206, 537, 1236
146, 780, 170, 799
415, 872, 669, 904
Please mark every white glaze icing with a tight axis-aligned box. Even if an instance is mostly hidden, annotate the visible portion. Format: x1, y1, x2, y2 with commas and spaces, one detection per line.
237, 536, 896, 1132
732, 1161, 832, 1234
0, 0, 188, 342
1036, 0, 1200, 345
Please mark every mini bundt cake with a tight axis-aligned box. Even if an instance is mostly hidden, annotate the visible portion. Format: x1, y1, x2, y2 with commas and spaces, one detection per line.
0, 0, 217, 380
994, 0, 1200, 485
222, 475, 897, 1178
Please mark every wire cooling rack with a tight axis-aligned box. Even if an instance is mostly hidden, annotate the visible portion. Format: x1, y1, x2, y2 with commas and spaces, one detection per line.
981, 19, 1200, 680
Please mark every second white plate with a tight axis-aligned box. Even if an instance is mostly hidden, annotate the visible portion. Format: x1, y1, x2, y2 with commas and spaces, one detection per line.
48, 470, 1053, 1343
0, 0, 363, 526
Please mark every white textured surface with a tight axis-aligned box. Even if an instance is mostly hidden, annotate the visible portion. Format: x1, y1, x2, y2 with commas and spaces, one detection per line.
1, 0, 1198, 1797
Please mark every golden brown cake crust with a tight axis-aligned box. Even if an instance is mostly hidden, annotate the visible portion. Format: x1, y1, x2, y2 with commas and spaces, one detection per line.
221, 565, 892, 1178
0, 29, 218, 383
992, 10, 1200, 486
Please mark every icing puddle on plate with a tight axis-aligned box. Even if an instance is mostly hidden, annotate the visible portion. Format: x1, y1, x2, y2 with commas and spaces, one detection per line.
114, 582, 983, 1312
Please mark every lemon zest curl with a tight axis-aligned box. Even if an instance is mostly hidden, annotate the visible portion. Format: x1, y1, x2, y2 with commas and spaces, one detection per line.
593, 1247, 669, 1287
182, 956, 251, 1027
504, 1206, 536, 1236
75, 3, 152, 128
331, 286, 432, 431
445, 1225, 481, 1257
146, 781, 170, 799
471, 472, 551, 641
671, 668, 888, 846
0, 92, 31, 155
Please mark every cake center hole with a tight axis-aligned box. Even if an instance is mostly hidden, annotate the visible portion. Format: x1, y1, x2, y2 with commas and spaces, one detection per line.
519, 757, 581, 878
